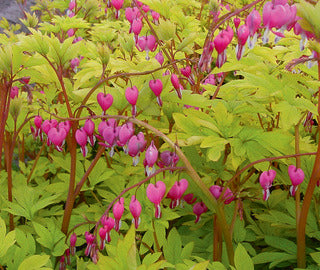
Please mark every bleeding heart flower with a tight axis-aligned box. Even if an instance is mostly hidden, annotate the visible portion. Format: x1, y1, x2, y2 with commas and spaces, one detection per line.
167, 179, 188, 208
132, 18, 143, 40
157, 150, 179, 169
125, 86, 139, 116
146, 181, 166, 218
149, 79, 163, 106
33, 115, 43, 139
83, 119, 96, 146
84, 232, 96, 256
234, 17, 241, 29
97, 93, 113, 113
214, 27, 233, 68
10, 86, 19, 99
193, 202, 208, 223
48, 127, 67, 152
236, 24, 249, 60
103, 125, 119, 157
183, 193, 197, 205
129, 195, 142, 229
127, 132, 146, 165
145, 141, 158, 176
111, 0, 124, 18
59, 121, 71, 134
75, 128, 88, 157
136, 35, 157, 60
288, 165, 305, 196
245, 9, 261, 48
155, 51, 164, 65
259, 169, 276, 201
69, 233, 77, 256
142, 4, 149, 13
117, 122, 134, 148
100, 216, 115, 244
113, 197, 124, 232
151, 11, 160, 24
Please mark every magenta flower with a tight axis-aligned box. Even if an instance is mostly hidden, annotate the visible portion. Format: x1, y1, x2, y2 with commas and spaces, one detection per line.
288, 165, 304, 196
155, 51, 164, 65
125, 86, 139, 116
234, 17, 241, 29
167, 179, 188, 208
183, 193, 197, 205
33, 115, 43, 139
245, 9, 261, 48
214, 26, 233, 68
113, 197, 124, 232
129, 195, 142, 229
101, 216, 115, 243
117, 122, 134, 149
259, 169, 276, 201
149, 79, 163, 106
83, 119, 96, 146
97, 93, 113, 114
193, 202, 208, 223
75, 128, 88, 157
146, 181, 166, 218
84, 232, 96, 256
10, 86, 19, 99
128, 132, 146, 165
236, 24, 249, 60
145, 141, 158, 176
69, 233, 77, 256
102, 124, 119, 157
136, 35, 157, 60
48, 127, 67, 152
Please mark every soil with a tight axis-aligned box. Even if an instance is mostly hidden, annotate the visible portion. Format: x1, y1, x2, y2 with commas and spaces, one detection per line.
0, 0, 36, 32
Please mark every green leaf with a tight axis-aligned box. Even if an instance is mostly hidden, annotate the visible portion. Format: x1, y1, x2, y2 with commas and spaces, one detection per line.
264, 235, 297, 254
0, 217, 16, 257
177, 33, 197, 51
234, 243, 254, 270
310, 252, 320, 265
163, 228, 182, 264
252, 252, 295, 265
18, 255, 50, 270
191, 261, 210, 270
209, 262, 227, 270
156, 20, 176, 40
142, 252, 162, 266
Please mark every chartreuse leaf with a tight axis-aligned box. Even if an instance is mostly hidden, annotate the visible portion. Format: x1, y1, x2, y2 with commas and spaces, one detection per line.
156, 19, 176, 41
32, 219, 66, 255
310, 252, 320, 265
142, 252, 162, 266
234, 243, 254, 270
98, 224, 137, 270
0, 217, 16, 258
191, 261, 210, 270
297, 1, 320, 38
18, 255, 51, 270
210, 262, 227, 270
163, 228, 182, 265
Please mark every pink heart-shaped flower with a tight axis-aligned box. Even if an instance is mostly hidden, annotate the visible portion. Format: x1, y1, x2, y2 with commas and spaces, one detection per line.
288, 165, 304, 186
146, 181, 166, 204
149, 79, 163, 97
97, 93, 113, 112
